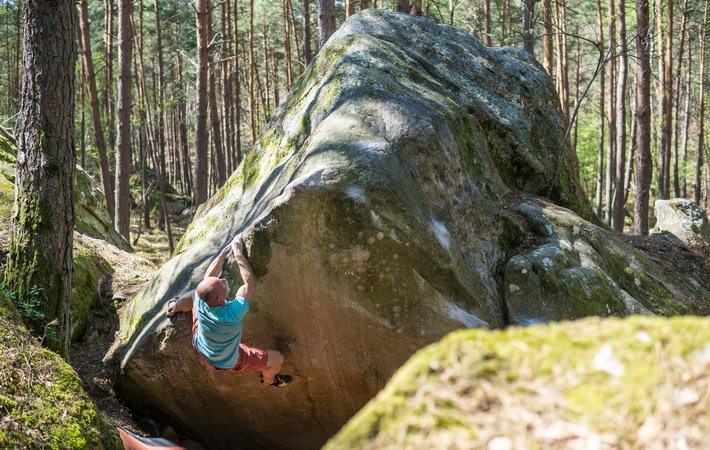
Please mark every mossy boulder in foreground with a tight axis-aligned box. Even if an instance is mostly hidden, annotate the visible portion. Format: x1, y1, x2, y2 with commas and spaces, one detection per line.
111, 10, 709, 450
0, 291, 120, 448
326, 315, 710, 449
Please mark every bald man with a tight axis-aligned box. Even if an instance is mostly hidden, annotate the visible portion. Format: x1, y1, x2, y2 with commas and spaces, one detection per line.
166, 235, 291, 387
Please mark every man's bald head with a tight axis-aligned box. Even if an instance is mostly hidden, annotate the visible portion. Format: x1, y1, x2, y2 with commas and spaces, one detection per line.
197, 276, 230, 306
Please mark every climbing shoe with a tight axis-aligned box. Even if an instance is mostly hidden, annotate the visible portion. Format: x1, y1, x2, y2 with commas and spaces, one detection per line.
260, 373, 292, 387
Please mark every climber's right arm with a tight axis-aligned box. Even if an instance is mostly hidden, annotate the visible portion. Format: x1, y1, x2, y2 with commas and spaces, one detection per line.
231, 235, 256, 303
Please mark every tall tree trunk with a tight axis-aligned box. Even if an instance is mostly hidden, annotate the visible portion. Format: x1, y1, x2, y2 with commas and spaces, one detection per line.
634, 0, 652, 235
248, 0, 257, 144
283, 0, 294, 88
695, 5, 707, 205
104, 0, 115, 152
673, 0, 690, 197
594, 0, 605, 219
5, 0, 77, 356
624, 93, 637, 206
542, 0, 553, 75
194, 0, 209, 204
346, 0, 356, 17
681, 35, 692, 198
223, 2, 234, 176
303, 0, 313, 65
612, 0, 628, 231
209, 61, 226, 186
79, 0, 114, 219
396, 0, 408, 13
605, 0, 616, 225
153, 0, 168, 229
317, 0, 336, 51
522, 0, 534, 54
80, 61, 86, 169
115, 0, 133, 238
233, 0, 243, 164
484, 0, 492, 46
411, 0, 422, 16
657, 0, 673, 199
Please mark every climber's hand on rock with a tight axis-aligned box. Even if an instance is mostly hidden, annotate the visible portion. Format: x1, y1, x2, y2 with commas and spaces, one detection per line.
231, 234, 244, 255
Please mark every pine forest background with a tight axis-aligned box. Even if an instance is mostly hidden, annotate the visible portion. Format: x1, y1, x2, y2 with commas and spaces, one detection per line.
0, 0, 707, 239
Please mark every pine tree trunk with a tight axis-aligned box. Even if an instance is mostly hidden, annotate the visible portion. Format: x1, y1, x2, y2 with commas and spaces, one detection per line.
542, 0, 553, 75
657, 0, 673, 199
612, 0, 628, 232
680, 36, 692, 199
248, 0, 257, 144
79, 0, 114, 219
104, 0, 116, 152
283, 0, 294, 88
233, 0, 243, 164
594, 0, 605, 219
695, 5, 707, 205
5, 0, 77, 357
605, 0, 616, 225
317, 0, 336, 51
346, 0, 356, 17
303, 0, 313, 65
115, 0, 133, 238
634, 0, 652, 235
195, 0, 209, 204
522, 0, 535, 54
396, 0, 408, 13
153, 0, 168, 228
673, 0, 690, 198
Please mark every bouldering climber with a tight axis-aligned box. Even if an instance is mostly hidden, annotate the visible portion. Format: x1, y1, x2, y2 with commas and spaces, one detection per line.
166, 234, 292, 387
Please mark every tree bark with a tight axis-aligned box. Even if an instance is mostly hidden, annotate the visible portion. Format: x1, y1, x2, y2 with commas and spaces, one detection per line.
194, 0, 209, 204
673, 0, 690, 197
233, 0, 243, 164
542, 0, 553, 75
605, 0, 616, 225
79, 0, 114, 219
303, 0, 313, 65
522, 0, 534, 54
594, 0, 605, 219
208, 7, 226, 187
5, 0, 77, 356
612, 0, 628, 231
317, 0, 336, 50
695, 4, 707, 205
680, 35, 692, 198
483, 0, 492, 46
634, 0, 652, 235
115, 0, 133, 238
153, 0, 168, 229
396, 0, 409, 13
104, 0, 115, 152
346, 0, 356, 17
248, 0, 257, 144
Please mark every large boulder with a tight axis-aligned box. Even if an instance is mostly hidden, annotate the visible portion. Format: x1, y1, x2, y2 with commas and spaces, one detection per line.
652, 199, 710, 248
110, 10, 710, 450
325, 316, 710, 449
0, 290, 120, 448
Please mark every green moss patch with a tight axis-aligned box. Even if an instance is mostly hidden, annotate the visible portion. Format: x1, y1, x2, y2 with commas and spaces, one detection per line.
0, 291, 120, 449
326, 316, 710, 449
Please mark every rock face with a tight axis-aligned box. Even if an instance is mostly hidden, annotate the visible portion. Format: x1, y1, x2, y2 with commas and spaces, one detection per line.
325, 316, 710, 449
652, 199, 710, 247
111, 11, 710, 450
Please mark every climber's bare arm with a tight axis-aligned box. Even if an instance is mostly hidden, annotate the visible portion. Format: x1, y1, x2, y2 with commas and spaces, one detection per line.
231, 235, 256, 303
204, 245, 231, 279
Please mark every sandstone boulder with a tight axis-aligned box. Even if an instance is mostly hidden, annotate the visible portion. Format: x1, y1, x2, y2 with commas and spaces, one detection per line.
110, 10, 710, 450
652, 199, 710, 247
325, 316, 710, 449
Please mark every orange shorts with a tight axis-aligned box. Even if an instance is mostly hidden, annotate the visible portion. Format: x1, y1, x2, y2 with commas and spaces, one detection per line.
192, 306, 269, 372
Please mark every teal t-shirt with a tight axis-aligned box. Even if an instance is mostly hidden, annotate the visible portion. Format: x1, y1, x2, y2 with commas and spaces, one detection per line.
193, 291, 250, 369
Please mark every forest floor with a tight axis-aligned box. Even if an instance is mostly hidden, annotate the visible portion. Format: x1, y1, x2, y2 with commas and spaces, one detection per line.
70, 215, 197, 445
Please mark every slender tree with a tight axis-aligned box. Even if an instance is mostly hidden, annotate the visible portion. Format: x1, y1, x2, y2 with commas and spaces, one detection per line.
4, 0, 77, 356
594, 0, 605, 219
634, 0, 652, 235
522, 0, 534, 54
612, 0, 628, 231
680, 35, 692, 198
396, 0, 408, 13
695, 5, 707, 205
303, 0, 313, 65
542, 0, 553, 75
79, 0, 114, 219
195, 0, 209, 204
346, 0, 356, 17
115, 0, 133, 238
104, 0, 115, 151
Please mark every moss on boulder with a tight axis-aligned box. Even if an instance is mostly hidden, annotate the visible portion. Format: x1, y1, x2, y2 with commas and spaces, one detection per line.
326, 316, 710, 449
0, 290, 120, 448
